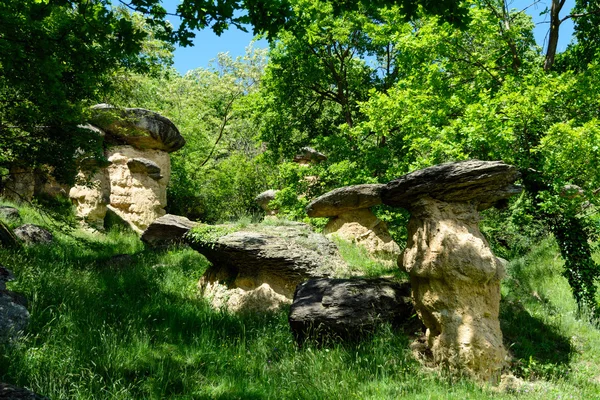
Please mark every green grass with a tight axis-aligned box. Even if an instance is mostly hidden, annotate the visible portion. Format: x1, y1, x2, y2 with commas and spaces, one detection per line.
1, 203, 600, 399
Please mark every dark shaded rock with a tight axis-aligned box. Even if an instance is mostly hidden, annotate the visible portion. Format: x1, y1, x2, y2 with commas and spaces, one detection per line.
90, 104, 185, 153
0, 292, 29, 344
255, 190, 278, 214
0, 221, 20, 248
0, 207, 20, 222
293, 147, 327, 164
0, 265, 15, 291
187, 224, 350, 311
141, 214, 198, 247
0, 383, 49, 400
289, 278, 420, 344
13, 225, 53, 245
382, 160, 522, 211
127, 158, 162, 180
306, 184, 384, 217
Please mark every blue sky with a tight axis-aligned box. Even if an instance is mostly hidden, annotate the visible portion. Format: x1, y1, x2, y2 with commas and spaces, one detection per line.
161, 0, 576, 74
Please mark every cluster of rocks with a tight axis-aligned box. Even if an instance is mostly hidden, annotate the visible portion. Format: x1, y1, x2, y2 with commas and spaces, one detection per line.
2, 105, 185, 234
0, 207, 53, 248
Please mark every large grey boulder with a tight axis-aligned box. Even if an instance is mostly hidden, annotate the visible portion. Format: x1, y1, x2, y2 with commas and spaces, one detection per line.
382, 160, 521, 383
289, 278, 420, 344
0, 383, 49, 400
90, 104, 185, 153
13, 225, 53, 245
186, 224, 350, 312
0, 266, 29, 344
141, 214, 198, 247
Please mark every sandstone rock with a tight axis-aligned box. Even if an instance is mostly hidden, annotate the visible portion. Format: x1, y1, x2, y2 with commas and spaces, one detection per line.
0, 383, 49, 400
0, 206, 20, 222
128, 158, 162, 180
105, 146, 171, 233
382, 160, 521, 383
69, 169, 111, 230
323, 209, 401, 264
91, 104, 185, 152
255, 190, 279, 215
187, 224, 350, 312
141, 214, 198, 247
382, 160, 521, 211
289, 278, 420, 344
306, 184, 384, 218
13, 225, 53, 245
293, 147, 327, 165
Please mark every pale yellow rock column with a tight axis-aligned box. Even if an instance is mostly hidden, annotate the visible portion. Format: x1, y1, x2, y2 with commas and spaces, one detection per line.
403, 197, 506, 383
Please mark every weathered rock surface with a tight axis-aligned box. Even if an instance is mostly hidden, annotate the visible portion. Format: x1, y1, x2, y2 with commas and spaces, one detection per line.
3, 166, 35, 203
293, 147, 327, 165
90, 104, 185, 152
141, 214, 198, 247
0, 207, 20, 222
323, 209, 401, 264
306, 184, 384, 218
127, 158, 162, 180
382, 160, 521, 211
13, 225, 53, 245
0, 266, 29, 344
382, 160, 521, 383
187, 224, 350, 312
105, 146, 171, 233
255, 190, 279, 215
0, 382, 49, 400
306, 184, 399, 263
289, 278, 420, 344
69, 169, 111, 230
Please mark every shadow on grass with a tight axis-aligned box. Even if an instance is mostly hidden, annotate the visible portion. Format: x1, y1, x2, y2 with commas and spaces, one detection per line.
500, 300, 573, 379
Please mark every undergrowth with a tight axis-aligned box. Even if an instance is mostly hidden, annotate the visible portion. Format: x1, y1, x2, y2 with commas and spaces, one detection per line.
1, 204, 600, 399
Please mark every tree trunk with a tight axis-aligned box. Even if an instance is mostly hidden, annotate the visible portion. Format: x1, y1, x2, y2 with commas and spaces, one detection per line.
544, 0, 566, 71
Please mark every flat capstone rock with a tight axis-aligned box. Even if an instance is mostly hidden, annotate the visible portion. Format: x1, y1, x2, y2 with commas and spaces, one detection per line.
306, 184, 384, 218
127, 157, 162, 180
141, 214, 198, 247
381, 160, 521, 210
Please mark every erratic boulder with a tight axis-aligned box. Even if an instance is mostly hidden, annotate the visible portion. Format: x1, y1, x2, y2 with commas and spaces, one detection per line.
306, 184, 400, 264
186, 224, 350, 313
13, 225, 53, 245
289, 278, 421, 344
381, 160, 521, 383
141, 214, 198, 247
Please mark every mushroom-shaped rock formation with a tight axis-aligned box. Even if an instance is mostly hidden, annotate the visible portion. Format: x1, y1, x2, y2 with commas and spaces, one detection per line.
306, 184, 400, 264
381, 160, 521, 383
90, 104, 185, 152
293, 147, 327, 165
255, 189, 279, 215
289, 278, 421, 345
70, 105, 184, 233
185, 224, 350, 313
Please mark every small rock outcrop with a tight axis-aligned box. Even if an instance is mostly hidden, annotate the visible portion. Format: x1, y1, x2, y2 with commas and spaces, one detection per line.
381, 160, 521, 383
186, 224, 350, 313
255, 190, 279, 215
0, 266, 29, 344
141, 214, 198, 247
3, 166, 35, 203
306, 184, 400, 264
69, 105, 185, 233
293, 147, 327, 165
289, 278, 420, 344
13, 225, 53, 245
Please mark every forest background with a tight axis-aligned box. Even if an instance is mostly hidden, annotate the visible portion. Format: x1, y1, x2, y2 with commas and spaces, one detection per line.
1, 0, 599, 311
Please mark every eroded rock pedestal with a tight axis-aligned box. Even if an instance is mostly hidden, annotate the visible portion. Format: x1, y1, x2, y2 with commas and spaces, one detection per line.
382, 160, 521, 383
306, 184, 400, 265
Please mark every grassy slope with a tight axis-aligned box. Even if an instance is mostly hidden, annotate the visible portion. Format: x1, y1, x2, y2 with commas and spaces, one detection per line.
0, 203, 599, 399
